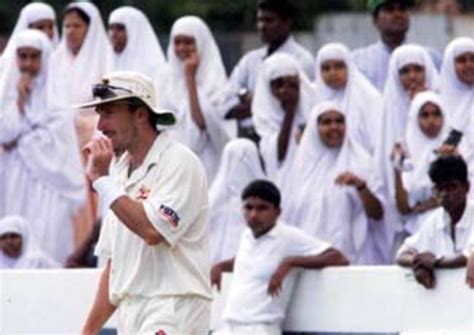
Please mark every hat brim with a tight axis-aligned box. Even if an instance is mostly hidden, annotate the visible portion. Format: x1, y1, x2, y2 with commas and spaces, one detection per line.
74, 95, 176, 126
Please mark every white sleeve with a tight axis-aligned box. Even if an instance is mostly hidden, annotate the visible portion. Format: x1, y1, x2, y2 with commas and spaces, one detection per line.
143, 148, 208, 247
396, 216, 436, 257
284, 225, 332, 257
0, 100, 30, 144
219, 55, 250, 116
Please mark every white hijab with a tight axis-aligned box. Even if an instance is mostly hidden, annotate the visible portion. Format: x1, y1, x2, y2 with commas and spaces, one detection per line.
403, 91, 448, 216
0, 216, 59, 269
440, 37, 474, 140
0, 2, 59, 75
49, 1, 109, 105
0, 29, 86, 204
252, 53, 315, 187
208, 139, 265, 262
284, 101, 378, 264
314, 43, 383, 153
107, 6, 166, 102
165, 15, 227, 113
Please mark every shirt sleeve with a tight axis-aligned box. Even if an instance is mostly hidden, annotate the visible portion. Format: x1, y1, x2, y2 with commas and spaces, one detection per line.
284, 225, 332, 257
395, 217, 436, 258
219, 55, 250, 116
143, 147, 208, 248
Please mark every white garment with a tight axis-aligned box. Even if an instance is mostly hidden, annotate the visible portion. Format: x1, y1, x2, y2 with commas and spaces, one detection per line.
396, 201, 474, 259
107, 6, 167, 102
401, 92, 448, 234
49, 2, 110, 148
352, 40, 442, 92
0, 30, 86, 265
283, 102, 384, 264
252, 53, 314, 189
208, 138, 265, 262
95, 131, 212, 306
117, 295, 210, 334
0, 2, 59, 77
0, 216, 59, 269
374, 44, 439, 255
220, 35, 315, 124
314, 43, 382, 153
215, 322, 281, 335
439, 37, 474, 198
163, 16, 231, 183
223, 222, 330, 325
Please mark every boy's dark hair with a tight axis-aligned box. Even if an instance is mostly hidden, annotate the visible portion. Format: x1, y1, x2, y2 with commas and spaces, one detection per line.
63, 6, 91, 26
241, 179, 281, 207
429, 155, 468, 185
257, 0, 296, 20
371, 0, 411, 19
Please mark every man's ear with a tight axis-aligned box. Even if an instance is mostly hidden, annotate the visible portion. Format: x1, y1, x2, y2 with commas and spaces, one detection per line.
135, 106, 149, 124
276, 206, 282, 217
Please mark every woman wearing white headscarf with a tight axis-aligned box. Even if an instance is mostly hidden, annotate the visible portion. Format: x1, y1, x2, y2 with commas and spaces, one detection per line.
0, 2, 58, 77
391, 92, 448, 235
374, 44, 439, 258
106, 6, 166, 98
0, 216, 59, 269
313, 43, 382, 153
49, 2, 110, 150
252, 53, 314, 191
164, 16, 232, 183
0, 30, 86, 265
283, 102, 384, 264
208, 139, 265, 262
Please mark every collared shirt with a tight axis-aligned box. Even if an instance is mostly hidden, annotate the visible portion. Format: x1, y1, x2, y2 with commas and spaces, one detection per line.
223, 222, 331, 324
352, 40, 441, 92
95, 131, 212, 305
220, 35, 315, 125
397, 201, 474, 259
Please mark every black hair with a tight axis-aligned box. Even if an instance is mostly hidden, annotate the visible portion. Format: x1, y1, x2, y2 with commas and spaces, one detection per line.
241, 179, 281, 207
257, 0, 296, 20
63, 6, 90, 25
428, 155, 468, 185
126, 97, 159, 128
372, 0, 410, 19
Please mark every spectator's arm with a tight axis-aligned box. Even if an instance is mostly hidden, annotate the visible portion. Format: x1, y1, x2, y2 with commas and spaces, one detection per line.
210, 258, 235, 291
436, 255, 467, 269
66, 220, 101, 268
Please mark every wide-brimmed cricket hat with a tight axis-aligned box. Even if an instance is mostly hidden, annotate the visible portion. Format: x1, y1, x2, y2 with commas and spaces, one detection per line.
76, 71, 176, 126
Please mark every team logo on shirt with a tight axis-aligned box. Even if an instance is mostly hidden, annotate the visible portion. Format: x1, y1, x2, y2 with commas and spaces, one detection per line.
159, 204, 180, 228
136, 185, 151, 200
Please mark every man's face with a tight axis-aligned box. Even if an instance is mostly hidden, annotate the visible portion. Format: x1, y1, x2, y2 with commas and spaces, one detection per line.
270, 75, 299, 107
318, 110, 346, 148
29, 19, 55, 40
398, 63, 426, 94
17, 47, 42, 77
243, 197, 280, 238
173, 34, 197, 62
108, 23, 127, 54
63, 11, 88, 55
434, 180, 469, 214
96, 102, 137, 153
320, 59, 348, 90
374, 2, 409, 36
0, 233, 23, 259
257, 9, 290, 45
417, 102, 443, 139
454, 51, 474, 85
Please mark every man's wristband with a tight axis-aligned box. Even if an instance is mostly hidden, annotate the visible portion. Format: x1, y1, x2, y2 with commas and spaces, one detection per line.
92, 176, 126, 210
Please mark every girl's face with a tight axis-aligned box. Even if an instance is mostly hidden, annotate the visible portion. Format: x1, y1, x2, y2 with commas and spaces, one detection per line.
29, 19, 55, 40
0, 233, 23, 259
63, 11, 89, 55
173, 34, 197, 61
320, 59, 348, 90
398, 63, 426, 96
317, 110, 346, 148
454, 51, 474, 85
417, 102, 443, 139
270, 75, 300, 107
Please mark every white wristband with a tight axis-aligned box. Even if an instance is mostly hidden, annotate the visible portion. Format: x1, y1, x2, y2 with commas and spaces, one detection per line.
92, 176, 126, 210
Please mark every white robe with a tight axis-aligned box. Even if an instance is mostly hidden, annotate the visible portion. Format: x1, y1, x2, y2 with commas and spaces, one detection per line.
164, 16, 232, 183
0, 216, 59, 269
208, 138, 265, 262
0, 30, 86, 265
283, 102, 385, 264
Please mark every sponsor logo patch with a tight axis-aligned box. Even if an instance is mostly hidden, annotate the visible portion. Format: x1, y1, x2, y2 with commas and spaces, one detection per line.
159, 204, 180, 228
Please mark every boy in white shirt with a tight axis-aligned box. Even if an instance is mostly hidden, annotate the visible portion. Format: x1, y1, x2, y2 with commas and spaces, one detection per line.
397, 155, 473, 289
211, 180, 348, 334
